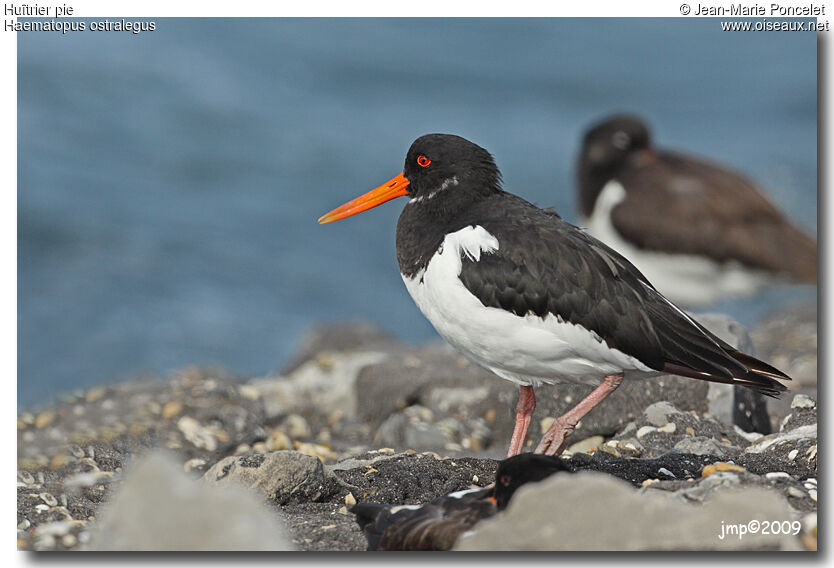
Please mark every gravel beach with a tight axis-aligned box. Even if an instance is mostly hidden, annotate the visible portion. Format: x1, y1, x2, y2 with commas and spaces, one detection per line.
17, 307, 817, 551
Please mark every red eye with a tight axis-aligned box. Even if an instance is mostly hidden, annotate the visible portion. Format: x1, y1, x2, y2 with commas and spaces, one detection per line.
417, 155, 431, 168
499, 475, 511, 485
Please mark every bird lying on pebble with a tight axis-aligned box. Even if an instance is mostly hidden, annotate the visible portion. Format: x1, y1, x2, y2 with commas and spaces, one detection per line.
351, 453, 572, 551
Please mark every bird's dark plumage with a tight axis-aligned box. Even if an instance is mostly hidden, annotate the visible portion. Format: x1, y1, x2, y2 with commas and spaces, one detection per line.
351, 454, 572, 551
448, 192, 788, 397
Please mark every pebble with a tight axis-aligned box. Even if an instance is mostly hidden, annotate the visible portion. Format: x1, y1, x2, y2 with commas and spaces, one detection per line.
17, 471, 35, 486
636, 426, 657, 439
657, 467, 675, 478
788, 487, 806, 499
18, 520, 30, 530
85, 387, 106, 402
645, 401, 680, 427
266, 430, 292, 451
788, 449, 799, 461
791, 394, 815, 409
39, 493, 58, 507
183, 458, 207, 473
161, 401, 183, 419
765, 472, 793, 482
35, 411, 56, 429
701, 462, 746, 477
658, 422, 677, 434
809, 489, 817, 502
61, 534, 77, 548
567, 436, 604, 455
804, 478, 817, 489
283, 415, 312, 439
641, 479, 659, 487
177, 416, 217, 451
344, 493, 356, 506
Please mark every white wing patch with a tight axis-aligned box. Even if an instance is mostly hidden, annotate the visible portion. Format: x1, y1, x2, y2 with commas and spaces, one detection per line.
402, 224, 655, 387
446, 224, 499, 262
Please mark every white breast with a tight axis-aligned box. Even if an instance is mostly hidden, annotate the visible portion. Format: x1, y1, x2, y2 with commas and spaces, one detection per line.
401, 225, 654, 387
584, 181, 772, 307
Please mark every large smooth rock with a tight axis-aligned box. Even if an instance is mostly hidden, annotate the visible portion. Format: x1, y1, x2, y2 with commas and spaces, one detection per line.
456, 471, 802, 551
87, 452, 293, 551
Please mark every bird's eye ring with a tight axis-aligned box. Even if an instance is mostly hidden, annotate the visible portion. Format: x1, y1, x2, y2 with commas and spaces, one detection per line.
499, 475, 511, 485
417, 155, 431, 168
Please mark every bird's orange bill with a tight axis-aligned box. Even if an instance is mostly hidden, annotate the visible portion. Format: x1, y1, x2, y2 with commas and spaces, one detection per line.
318, 172, 410, 224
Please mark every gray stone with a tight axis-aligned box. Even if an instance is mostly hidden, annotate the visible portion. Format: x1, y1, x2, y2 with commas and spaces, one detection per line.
645, 401, 682, 427
249, 351, 389, 421
281, 321, 403, 374
749, 304, 817, 387
374, 406, 454, 451
203, 451, 343, 506
87, 452, 293, 551
456, 471, 801, 551
791, 394, 816, 410
673, 436, 737, 458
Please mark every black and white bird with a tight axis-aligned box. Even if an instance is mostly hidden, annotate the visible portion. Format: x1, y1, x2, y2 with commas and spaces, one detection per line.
577, 114, 817, 307
319, 133, 790, 457
351, 453, 572, 551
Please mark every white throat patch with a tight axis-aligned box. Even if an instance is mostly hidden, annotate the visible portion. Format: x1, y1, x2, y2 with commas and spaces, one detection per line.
408, 176, 459, 204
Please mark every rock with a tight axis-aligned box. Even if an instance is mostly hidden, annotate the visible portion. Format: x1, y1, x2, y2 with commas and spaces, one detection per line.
281, 321, 403, 373
566, 436, 604, 455
86, 452, 293, 551
456, 471, 802, 550
673, 437, 737, 458
374, 406, 454, 451
749, 305, 817, 387
645, 402, 681, 427
249, 351, 389, 422
692, 313, 770, 434
203, 451, 344, 506
356, 342, 711, 454
611, 401, 747, 460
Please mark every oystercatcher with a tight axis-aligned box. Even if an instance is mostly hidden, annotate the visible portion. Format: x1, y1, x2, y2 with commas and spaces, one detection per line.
352, 453, 572, 551
319, 134, 790, 457
577, 114, 817, 307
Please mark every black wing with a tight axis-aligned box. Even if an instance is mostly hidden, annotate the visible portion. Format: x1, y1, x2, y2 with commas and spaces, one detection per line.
352, 488, 495, 551
457, 194, 789, 396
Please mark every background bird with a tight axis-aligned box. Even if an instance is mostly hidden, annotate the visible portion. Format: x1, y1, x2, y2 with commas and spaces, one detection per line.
576, 114, 817, 307
319, 134, 790, 458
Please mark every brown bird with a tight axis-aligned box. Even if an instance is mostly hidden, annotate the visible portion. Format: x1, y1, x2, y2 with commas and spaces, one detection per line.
577, 114, 817, 307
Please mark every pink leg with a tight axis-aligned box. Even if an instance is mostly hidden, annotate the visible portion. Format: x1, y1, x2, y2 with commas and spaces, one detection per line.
535, 373, 624, 456
507, 385, 536, 457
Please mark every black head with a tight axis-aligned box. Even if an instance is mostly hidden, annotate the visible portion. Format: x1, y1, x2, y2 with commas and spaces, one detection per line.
318, 133, 502, 225
493, 453, 573, 510
576, 114, 653, 217
403, 134, 502, 203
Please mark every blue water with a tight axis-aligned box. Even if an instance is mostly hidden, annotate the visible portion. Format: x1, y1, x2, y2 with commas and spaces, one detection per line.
18, 18, 817, 407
